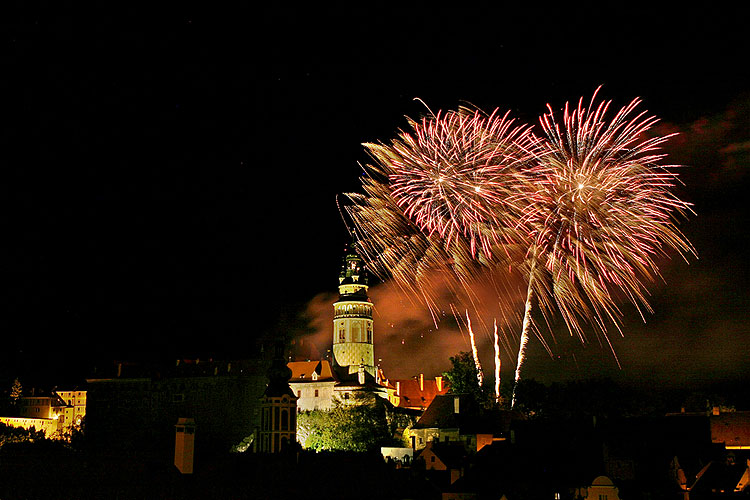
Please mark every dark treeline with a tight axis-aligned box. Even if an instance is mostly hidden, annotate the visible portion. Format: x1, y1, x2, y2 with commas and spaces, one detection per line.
509, 376, 750, 419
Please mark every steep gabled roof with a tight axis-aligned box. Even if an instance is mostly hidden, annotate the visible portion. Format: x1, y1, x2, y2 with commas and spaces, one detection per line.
414, 394, 518, 435
417, 441, 468, 470
288, 360, 336, 382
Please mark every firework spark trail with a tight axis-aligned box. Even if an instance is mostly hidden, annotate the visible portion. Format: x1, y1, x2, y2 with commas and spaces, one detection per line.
465, 310, 484, 387
493, 319, 501, 403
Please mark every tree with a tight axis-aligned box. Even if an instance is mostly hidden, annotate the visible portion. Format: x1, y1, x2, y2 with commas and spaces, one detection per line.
9, 378, 22, 404
6, 378, 23, 416
297, 393, 399, 452
442, 352, 497, 409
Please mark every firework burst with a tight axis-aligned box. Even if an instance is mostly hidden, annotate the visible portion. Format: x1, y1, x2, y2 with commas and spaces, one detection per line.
510, 89, 695, 405
345, 92, 694, 410
363, 105, 537, 260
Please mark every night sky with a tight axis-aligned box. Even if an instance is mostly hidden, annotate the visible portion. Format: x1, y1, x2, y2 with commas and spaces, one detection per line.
1, 5, 748, 390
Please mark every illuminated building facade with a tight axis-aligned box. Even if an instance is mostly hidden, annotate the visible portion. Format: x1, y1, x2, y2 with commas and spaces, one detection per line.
288, 360, 336, 411
0, 390, 85, 438
56, 390, 87, 426
259, 342, 297, 453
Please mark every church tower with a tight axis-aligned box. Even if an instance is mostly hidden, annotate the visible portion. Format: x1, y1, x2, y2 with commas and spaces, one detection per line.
332, 245, 375, 378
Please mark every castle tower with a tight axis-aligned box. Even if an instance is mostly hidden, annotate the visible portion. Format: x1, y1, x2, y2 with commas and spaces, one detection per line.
332, 245, 375, 378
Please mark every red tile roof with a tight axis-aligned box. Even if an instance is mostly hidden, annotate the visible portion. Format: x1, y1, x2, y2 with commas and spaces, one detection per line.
393, 375, 449, 410
288, 360, 335, 382
711, 411, 750, 447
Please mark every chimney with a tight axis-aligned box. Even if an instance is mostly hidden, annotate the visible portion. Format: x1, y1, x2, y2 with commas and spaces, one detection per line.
454, 396, 460, 414
435, 376, 443, 392
419, 373, 424, 392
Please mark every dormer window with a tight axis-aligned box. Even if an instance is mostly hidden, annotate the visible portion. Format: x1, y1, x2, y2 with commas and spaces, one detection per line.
312, 372, 318, 381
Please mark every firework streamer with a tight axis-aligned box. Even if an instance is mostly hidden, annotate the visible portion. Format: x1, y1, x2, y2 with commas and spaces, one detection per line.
465, 310, 484, 387
511, 254, 536, 408
493, 319, 501, 403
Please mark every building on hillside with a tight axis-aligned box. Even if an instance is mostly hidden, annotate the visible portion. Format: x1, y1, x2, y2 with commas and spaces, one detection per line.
55, 389, 87, 425
19, 393, 72, 424
0, 389, 85, 438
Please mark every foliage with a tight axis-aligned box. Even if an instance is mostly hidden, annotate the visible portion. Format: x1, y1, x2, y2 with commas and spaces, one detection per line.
442, 351, 497, 409
297, 393, 402, 452
9, 378, 22, 403
0, 422, 47, 449
230, 433, 255, 453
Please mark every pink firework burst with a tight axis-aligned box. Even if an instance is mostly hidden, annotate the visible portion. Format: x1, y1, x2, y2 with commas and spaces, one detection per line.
363, 105, 537, 259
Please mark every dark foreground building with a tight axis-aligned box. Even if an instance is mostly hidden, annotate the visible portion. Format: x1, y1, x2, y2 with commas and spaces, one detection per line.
85, 358, 268, 458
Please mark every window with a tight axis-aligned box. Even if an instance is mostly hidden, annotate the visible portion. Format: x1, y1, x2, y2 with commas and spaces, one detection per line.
297, 390, 301, 398
314, 389, 319, 397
